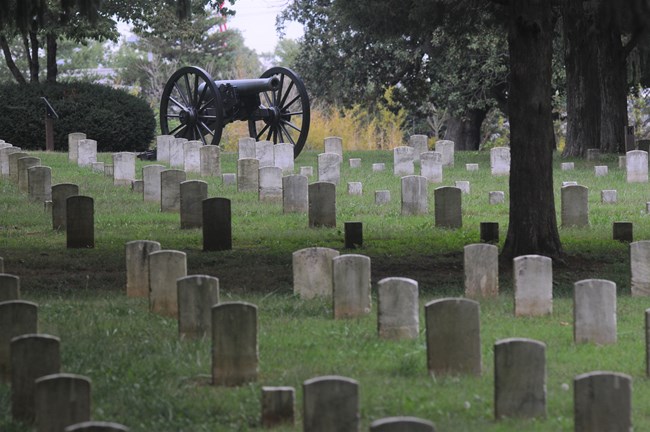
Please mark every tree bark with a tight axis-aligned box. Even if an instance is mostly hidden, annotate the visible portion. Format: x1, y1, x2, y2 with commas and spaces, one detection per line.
23, 31, 40, 83
0, 34, 27, 85
502, 0, 563, 260
596, 2, 628, 153
46, 32, 58, 83
443, 108, 487, 151
561, 0, 601, 157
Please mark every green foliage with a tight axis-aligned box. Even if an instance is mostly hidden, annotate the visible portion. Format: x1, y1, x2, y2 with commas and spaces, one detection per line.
0, 82, 155, 151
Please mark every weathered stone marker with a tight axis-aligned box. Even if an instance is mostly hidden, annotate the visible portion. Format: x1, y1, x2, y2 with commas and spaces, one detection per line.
77, 140, 97, 167
434, 139, 454, 166
179, 180, 208, 229
613, 221, 633, 242
630, 240, 650, 296
259, 166, 283, 203
292, 247, 339, 299
142, 165, 165, 202
408, 134, 428, 158
35, 373, 91, 432
148, 250, 187, 318
237, 158, 260, 192
125, 240, 161, 298
0, 300, 38, 382
344, 222, 363, 249
177, 275, 219, 339
302, 375, 359, 432
332, 254, 371, 319
11, 334, 61, 423
393, 146, 415, 176
561, 185, 589, 227
183, 140, 201, 173
309, 182, 336, 228
261, 386, 294, 428
238, 137, 256, 159
160, 169, 187, 212
434, 186, 462, 228
0, 274, 20, 302
202, 198, 232, 251
200, 144, 221, 177
574, 371, 632, 432
112, 152, 136, 186
573, 279, 617, 345
318, 153, 342, 184
425, 298, 481, 376
420, 151, 443, 183
52, 184, 79, 230
211, 302, 258, 386
282, 175, 308, 213
490, 146, 510, 175
377, 277, 419, 340
401, 175, 428, 215
67, 132, 86, 163
28, 166, 52, 203
255, 140, 274, 167
17, 156, 41, 193
464, 243, 498, 298
66, 196, 94, 248
156, 134, 174, 162
494, 338, 546, 420
273, 143, 294, 174
324, 136, 343, 156
514, 255, 553, 316
626, 150, 648, 183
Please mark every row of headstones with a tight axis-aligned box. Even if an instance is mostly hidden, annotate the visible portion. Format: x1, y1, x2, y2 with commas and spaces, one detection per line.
562, 150, 650, 183
0, 272, 128, 431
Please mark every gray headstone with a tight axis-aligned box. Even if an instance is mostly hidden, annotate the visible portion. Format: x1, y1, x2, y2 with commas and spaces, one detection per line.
52, 184, 79, 230
274, 143, 294, 174
261, 386, 294, 428
35, 373, 91, 432
237, 158, 260, 192
318, 153, 342, 184
425, 298, 481, 376
370, 416, 436, 432
490, 147, 510, 175
464, 244, 499, 298
375, 190, 391, 204
77, 139, 97, 167
586, 148, 600, 161
324, 136, 343, 156
465, 163, 479, 171
309, 182, 336, 228
489, 191, 505, 205
299, 166, 313, 177
454, 180, 470, 194
0, 274, 20, 302
434, 140, 454, 167
408, 134, 429, 160
434, 186, 462, 229
131, 180, 143, 193
573, 279, 617, 345
601, 189, 617, 204
112, 152, 136, 186
372, 163, 385, 172
211, 302, 258, 386
259, 166, 283, 203
292, 247, 340, 299
156, 135, 174, 162
169, 138, 186, 168
377, 277, 419, 340
65, 421, 129, 432
222, 173, 236, 185
103, 164, 113, 177
561, 162, 574, 171
0, 146, 20, 176
574, 371, 632, 432
68, 133, 86, 163
160, 169, 186, 212
333, 254, 371, 319
494, 338, 546, 419
17, 156, 41, 193
11, 334, 61, 423
200, 145, 221, 177
66, 196, 94, 249
0, 300, 38, 382
562, 181, 578, 187
626, 150, 648, 183
91, 162, 104, 173
142, 165, 166, 202
401, 175, 428, 215
183, 140, 202, 173
303, 375, 359, 432
349, 158, 361, 168
177, 275, 219, 339
148, 250, 187, 318
420, 151, 443, 183
283, 175, 308, 213
514, 255, 553, 316
594, 165, 608, 176
393, 146, 415, 176
347, 182, 362, 196
238, 137, 256, 159
631, 240, 650, 296
125, 240, 161, 298
561, 185, 589, 227
8, 151, 28, 183
180, 180, 208, 229
256, 140, 274, 167
28, 166, 52, 202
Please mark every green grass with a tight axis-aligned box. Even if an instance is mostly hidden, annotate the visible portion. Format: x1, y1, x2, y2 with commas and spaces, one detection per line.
1, 149, 650, 430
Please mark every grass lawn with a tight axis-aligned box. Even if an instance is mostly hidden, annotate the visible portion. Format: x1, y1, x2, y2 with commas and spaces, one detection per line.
1, 149, 650, 431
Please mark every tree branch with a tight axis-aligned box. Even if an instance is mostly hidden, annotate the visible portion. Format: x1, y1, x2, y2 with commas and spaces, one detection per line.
0, 34, 27, 84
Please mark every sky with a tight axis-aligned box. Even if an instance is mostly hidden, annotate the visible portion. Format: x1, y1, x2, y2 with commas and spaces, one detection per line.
226, 0, 303, 54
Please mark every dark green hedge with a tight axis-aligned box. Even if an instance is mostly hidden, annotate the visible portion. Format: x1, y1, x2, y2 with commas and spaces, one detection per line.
0, 82, 155, 152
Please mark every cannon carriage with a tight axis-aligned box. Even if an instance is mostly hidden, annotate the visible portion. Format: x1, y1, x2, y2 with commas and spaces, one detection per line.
159, 66, 310, 159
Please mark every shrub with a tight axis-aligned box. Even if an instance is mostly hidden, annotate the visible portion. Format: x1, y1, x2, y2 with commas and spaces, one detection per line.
0, 82, 155, 152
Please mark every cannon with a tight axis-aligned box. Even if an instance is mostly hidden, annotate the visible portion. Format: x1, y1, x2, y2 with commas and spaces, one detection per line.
159, 66, 310, 159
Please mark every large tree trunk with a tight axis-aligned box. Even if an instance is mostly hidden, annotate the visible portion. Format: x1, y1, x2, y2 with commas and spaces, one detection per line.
596, 4, 628, 153
502, 0, 563, 260
443, 108, 486, 151
0, 35, 27, 85
46, 32, 58, 83
561, 0, 601, 157
23, 31, 40, 83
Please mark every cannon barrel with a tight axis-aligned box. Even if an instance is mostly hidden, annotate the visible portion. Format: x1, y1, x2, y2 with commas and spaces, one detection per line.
214, 76, 280, 94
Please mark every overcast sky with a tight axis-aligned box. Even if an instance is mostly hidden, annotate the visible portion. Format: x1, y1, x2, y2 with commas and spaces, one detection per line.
227, 0, 303, 53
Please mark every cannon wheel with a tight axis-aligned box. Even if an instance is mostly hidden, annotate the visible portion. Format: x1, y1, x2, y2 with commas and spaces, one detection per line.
249, 67, 310, 159
160, 66, 223, 146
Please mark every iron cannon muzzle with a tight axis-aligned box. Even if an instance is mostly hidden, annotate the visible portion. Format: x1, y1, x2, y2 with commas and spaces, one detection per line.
214, 76, 280, 94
